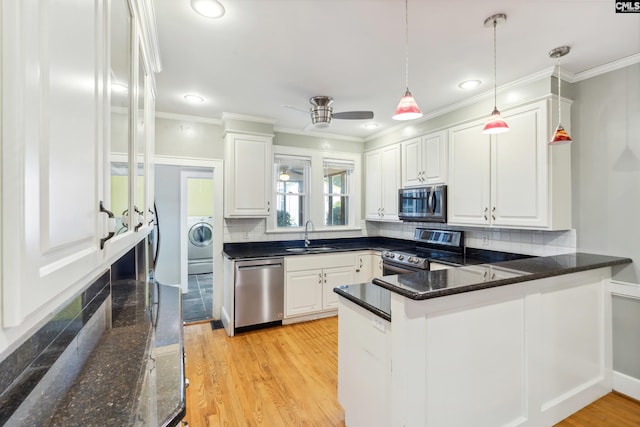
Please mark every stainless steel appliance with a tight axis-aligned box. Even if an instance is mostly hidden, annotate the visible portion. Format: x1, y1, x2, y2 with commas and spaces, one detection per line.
398, 185, 447, 222
382, 228, 464, 275
234, 258, 284, 330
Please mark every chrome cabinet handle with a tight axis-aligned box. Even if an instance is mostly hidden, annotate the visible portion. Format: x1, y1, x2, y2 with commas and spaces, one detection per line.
492, 206, 496, 221
319, 272, 322, 284
483, 207, 488, 221
267, 201, 271, 213
99, 201, 115, 249
133, 205, 144, 232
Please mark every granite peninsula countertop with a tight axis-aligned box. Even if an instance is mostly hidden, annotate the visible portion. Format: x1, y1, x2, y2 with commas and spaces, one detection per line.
334, 252, 632, 320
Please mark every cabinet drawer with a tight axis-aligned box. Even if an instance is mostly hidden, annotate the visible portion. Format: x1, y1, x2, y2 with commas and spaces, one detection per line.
286, 253, 355, 272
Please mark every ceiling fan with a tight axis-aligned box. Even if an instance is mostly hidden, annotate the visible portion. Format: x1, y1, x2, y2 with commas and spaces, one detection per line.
285, 96, 374, 129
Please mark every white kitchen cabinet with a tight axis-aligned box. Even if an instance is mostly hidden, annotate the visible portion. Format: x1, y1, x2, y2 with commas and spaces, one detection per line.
1, 0, 159, 329
285, 253, 356, 319
402, 131, 447, 187
354, 251, 383, 283
365, 144, 401, 221
224, 133, 272, 217
448, 99, 571, 230
1, 0, 107, 327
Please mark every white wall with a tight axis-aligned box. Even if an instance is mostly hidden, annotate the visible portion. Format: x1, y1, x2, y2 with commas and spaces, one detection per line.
571, 62, 640, 382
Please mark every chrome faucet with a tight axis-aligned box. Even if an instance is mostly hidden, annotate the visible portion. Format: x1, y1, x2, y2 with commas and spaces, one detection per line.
304, 220, 313, 247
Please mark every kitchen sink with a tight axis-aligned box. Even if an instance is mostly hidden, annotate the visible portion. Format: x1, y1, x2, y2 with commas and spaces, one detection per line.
285, 246, 336, 253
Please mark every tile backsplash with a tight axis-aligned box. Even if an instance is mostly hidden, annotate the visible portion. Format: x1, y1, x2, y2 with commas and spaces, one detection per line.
367, 221, 577, 256
224, 218, 577, 256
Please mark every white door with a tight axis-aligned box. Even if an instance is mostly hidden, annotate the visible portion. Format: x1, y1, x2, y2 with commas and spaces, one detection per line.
365, 150, 383, 219
402, 137, 423, 187
323, 266, 355, 310
423, 131, 448, 185
492, 105, 548, 228
2, 0, 106, 326
286, 269, 323, 317
448, 120, 491, 226
380, 145, 401, 220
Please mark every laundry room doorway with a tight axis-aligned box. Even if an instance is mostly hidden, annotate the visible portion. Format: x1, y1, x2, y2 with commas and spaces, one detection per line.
180, 167, 219, 323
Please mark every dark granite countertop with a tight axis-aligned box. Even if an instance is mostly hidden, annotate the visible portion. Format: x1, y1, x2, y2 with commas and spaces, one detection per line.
50, 281, 185, 426
223, 236, 415, 259
334, 252, 632, 320
334, 282, 392, 322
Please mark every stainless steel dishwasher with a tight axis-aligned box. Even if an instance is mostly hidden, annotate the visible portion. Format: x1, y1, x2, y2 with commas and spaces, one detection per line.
234, 258, 284, 330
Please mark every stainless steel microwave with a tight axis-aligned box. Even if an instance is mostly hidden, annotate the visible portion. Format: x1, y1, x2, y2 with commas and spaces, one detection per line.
398, 185, 447, 222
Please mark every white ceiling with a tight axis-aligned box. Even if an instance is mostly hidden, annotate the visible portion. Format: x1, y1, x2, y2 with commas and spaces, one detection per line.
153, 0, 640, 139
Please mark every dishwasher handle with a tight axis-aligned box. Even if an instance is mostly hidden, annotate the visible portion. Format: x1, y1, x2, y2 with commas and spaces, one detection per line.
237, 263, 283, 271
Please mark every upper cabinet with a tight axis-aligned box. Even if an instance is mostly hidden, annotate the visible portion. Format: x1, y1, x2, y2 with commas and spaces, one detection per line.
1, 0, 160, 328
224, 133, 273, 217
365, 144, 401, 221
1, 0, 107, 327
401, 131, 447, 187
448, 99, 571, 230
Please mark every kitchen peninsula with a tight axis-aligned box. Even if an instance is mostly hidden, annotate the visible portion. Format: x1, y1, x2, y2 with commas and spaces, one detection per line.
335, 252, 631, 427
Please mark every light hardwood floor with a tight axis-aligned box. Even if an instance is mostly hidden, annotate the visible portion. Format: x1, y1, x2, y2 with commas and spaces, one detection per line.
184, 317, 640, 426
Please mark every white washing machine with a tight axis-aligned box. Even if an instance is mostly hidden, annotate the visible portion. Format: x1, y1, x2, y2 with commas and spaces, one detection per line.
187, 216, 214, 274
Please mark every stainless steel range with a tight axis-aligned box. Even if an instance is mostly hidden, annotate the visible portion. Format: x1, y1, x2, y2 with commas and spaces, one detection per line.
381, 229, 465, 275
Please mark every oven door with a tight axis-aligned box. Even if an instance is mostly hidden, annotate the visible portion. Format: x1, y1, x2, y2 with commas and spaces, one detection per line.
382, 260, 427, 276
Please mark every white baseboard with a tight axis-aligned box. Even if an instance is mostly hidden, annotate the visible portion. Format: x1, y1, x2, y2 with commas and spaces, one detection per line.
613, 370, 640, 401
221, 306, 233, 337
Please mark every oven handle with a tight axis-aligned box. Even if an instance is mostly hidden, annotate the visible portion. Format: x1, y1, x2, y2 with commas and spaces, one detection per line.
428, 185, 437, 214
383, 261, 422, 275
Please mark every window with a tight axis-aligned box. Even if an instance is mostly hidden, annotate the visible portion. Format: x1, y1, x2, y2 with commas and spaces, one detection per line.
274, 155, 310, 228
323, 159, 353, 226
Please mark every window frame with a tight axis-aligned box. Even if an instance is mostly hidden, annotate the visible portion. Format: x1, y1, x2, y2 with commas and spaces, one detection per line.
266, 145, 361, 233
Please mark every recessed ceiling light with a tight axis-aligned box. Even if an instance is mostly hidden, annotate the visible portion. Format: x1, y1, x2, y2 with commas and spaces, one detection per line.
191, 0, 225, 18
458, 80, 482, 90
184, 94, 205, 103
363, 123, 379, 130
111, 83, 128, 93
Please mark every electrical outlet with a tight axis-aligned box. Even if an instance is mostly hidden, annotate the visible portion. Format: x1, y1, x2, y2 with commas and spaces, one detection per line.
481, 234, 489, 246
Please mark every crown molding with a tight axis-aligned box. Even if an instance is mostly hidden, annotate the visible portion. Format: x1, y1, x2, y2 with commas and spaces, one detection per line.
221, 112, 276, 124
273, 126, 364, 143
155, 111, 223, 125
572, 53, 640, 82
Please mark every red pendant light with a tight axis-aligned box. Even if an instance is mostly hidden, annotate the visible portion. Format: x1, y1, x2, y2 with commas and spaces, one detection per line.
392, 0, 423, 121
549, 46, 572, 145
482, 14, 509, 135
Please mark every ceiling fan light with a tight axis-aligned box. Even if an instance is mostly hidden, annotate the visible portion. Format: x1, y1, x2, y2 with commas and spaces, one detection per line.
392, 89, 423, 121
191, 0, 225, 18
549, 124, 572, 144
482, 108, 510, 134
279, 172, 290, 181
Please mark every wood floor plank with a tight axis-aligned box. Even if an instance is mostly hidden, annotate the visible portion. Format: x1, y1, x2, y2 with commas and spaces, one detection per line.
184, 317, 639, 427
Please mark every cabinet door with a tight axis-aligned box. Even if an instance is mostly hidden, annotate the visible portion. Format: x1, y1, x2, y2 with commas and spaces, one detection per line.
423, 131, 447, 185
448, 121, 491, 226
285, 269, 323, 317
364, 150, 383, 219
225, 134, 271, 217
372, 253, 383, 278
2, 0, 106, 327
354, 253, 373, 283
401, 137, 423, 187
492, 104, 548, 228
380, 145, 401, 220
323, 266, 355, 310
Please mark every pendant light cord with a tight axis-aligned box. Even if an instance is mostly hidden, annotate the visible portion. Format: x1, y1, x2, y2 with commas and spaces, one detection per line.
492, 19, 497, 110
404, 0, 409, 91
557, 55, 562, 124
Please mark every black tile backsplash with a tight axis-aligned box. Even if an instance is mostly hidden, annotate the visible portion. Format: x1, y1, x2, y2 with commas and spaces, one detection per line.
0, 270, 110, 425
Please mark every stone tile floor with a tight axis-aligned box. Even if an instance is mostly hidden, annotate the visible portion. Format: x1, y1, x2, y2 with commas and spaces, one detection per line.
183, 273, 213, 323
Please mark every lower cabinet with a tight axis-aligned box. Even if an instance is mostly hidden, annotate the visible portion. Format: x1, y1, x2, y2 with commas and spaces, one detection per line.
338, 297, 391, 427
284, 252, 356, 319
284, 251, 383, 321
